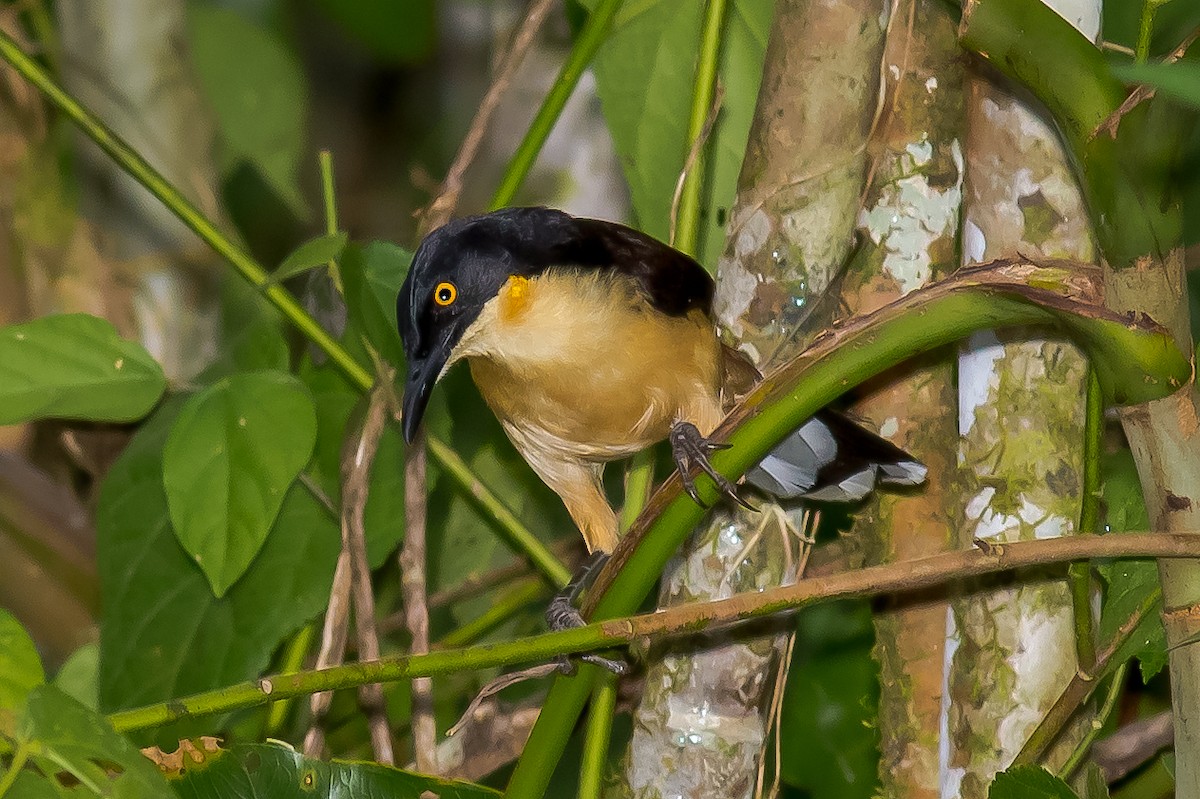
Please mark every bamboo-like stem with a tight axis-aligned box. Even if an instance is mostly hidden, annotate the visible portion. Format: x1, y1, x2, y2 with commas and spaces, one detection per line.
107, 532, 1200, 734
1071, 370, 1104, 672
672, 0, 728, 259
435, 579, 546, 649
1058, 661, 1129, 780
579, 674, 619, 799
0, 27, 562, 585
264, 621, 316, 735
489, 0, 624, 210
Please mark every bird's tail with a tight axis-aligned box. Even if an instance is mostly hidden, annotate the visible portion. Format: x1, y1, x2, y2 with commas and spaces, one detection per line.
743, 409, 927, 503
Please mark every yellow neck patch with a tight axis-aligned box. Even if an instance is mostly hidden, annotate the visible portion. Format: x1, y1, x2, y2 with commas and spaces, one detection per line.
499, 275, 533, 322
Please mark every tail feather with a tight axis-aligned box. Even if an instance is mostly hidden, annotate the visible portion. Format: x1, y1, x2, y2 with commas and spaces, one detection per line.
744, 410, 927, 503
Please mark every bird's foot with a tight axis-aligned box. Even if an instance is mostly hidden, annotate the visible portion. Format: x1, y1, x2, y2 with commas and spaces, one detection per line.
669, 421, 755, 511
546, 552, 628, 676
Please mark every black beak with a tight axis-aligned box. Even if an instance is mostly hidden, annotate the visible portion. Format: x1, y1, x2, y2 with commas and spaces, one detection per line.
402, 355, 442, 444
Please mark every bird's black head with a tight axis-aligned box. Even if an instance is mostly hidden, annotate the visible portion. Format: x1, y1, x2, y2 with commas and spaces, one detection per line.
397, 207, 590, 443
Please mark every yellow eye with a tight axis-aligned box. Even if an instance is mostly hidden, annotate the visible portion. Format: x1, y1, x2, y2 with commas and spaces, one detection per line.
433, 281, 457, 306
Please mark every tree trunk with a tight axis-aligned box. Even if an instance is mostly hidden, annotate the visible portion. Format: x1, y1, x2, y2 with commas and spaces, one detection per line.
840, 0, 964, 795
944, 0, 1099, 793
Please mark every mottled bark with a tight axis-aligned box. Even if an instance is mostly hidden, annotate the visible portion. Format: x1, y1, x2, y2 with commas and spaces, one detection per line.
946, 0, 1098, 794
56, 0, 223, 380
616, 0, 887, 796
840, 1, 964, 796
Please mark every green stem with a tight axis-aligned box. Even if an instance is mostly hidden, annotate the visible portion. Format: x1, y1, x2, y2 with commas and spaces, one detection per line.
0, 30, 372, 391
620, 451, 656, 532
0, 743, 29, 798
1071, 369, 1104, 672
426, 435, 571, 589
1058, 660, 1129, 780
318, 150, 343, 292
673, 0, 728, 259
264, 621, 316, 736
0, 29, 562, 583
506, 261, 1191, 799
436, 579, 547, 649
489, 0, 624, 209
105, 532, 1200, 736
578, 674, 619, 799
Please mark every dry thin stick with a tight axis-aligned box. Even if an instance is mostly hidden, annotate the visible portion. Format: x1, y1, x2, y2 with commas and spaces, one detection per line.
401, 438, 437, 772
419, 0, 559, 232
445, 663, 562, 738
668, 81, 726, 246
303, 551, 352, 756
1093, 25, 1200, 140
343, 379, 399, 764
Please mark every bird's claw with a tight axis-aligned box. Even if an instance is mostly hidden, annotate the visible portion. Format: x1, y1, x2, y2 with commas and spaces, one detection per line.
670, 422, 756, 512
546, 553, 629, 676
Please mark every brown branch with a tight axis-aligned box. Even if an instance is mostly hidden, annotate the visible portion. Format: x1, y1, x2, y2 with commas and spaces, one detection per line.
343, 379, 397, 764
418, 0, 558, 234
1092, 25, 1200, 140
302, 551, 351, 756
598, 534, 1193, 640
401, 435, 436, 772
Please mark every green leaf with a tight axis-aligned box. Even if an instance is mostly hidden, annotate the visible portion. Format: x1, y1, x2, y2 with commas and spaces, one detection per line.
188, 5, 308, 214
15, 684, 171, 798
780, 601, 879, 799
0, 610, 44, 735
1112, 61, 1200, 110
340, 241, 412, 367
0, 314, 166, 425
988, 765, 1080, 799
53, 643, 99, 712
163, 372, 317, 596
1097, 449, 1167, 681
585, 0, 773, 267
201, 277, 290, 381
165, 740, 498, 798
99, 399, 339, 727
312, 0, 436, 64
273, 232, 349, 283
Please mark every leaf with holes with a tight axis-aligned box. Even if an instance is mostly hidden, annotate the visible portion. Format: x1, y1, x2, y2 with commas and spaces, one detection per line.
0, 314, 165, 425
163, 372, 317, 596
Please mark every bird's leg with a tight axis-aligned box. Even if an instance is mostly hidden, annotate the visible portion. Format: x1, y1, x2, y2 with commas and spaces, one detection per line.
546, 551, 628, 675
669, 421, 755, 511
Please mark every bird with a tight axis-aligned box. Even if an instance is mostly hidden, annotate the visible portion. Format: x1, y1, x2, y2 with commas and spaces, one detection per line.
396, 207, 926, 656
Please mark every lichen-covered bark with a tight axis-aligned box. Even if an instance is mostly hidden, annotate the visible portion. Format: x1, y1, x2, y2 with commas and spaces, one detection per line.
946, 0, 1098, 793
56, 0, 223, 380
616, 0, 886, 796
838, 1, 964, 795
712, 0, 885, 367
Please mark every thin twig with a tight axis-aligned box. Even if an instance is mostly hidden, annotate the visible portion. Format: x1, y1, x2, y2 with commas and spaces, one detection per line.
669, 81, 726, 248
446, 664, 561, 737
302, 551, 352, 756
108, 532, 1200, 733
419, 0, 559, 233
344, 378, 399, 764
402, 434, 436, 772
1092, 24, 1200, 140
